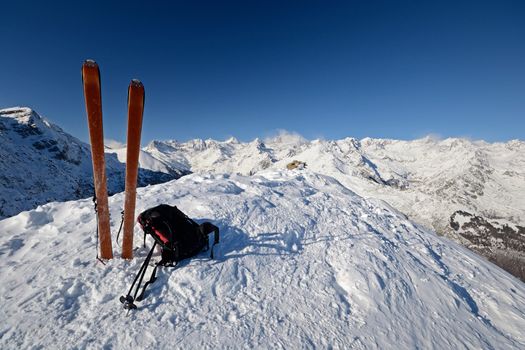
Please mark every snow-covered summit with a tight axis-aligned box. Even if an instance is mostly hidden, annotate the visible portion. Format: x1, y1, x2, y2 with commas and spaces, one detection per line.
1, 170, 524, 348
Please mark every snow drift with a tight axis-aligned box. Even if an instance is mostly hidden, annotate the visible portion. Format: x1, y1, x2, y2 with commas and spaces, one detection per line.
1, 170, 524, 348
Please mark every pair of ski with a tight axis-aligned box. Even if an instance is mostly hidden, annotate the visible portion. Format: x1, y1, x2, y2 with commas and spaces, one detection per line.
82, 59, 143, 260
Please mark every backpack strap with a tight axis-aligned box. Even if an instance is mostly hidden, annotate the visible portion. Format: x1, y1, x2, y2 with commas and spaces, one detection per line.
136, 247, 179, 302
159, 243, 179, 265
115, 210, 125, 246
199, 222, 219, 259
137, 263, 160, 302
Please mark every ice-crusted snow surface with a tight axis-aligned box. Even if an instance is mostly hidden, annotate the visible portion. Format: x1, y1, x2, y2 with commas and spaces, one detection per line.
1, 170, 524, 349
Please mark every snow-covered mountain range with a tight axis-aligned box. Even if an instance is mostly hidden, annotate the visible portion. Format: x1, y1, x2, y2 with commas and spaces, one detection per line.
0, 107, 184, 219
1, 107, 523, 281
1, 170, 524, 348
143, 133, 525, 281
1, 107, 524, 347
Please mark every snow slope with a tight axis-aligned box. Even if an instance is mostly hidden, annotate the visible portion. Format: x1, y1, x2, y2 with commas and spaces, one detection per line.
107, 145, 187, 178
1, 170, 524, 349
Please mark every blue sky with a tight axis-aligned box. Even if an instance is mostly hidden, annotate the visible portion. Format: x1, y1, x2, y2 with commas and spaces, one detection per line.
1, 0, 524, 143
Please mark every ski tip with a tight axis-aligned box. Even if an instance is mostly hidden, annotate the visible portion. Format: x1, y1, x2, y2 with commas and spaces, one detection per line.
81, 59, 100, 83
83, 59, 98, 68
130, 79, 143, 87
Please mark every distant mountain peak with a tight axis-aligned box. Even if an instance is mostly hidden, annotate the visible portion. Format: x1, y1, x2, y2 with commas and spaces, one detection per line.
0, 106, 35, 118
225, 136, 239, 144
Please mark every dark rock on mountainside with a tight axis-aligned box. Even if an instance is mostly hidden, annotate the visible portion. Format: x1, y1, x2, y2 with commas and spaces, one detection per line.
450, 210, 525, 281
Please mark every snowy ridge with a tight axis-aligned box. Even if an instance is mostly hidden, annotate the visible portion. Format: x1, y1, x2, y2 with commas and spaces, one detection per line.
0, 107, 98, 218
106, 144, 187, 178
0, 107, 181, 219
143, 137, 276, 176
1, 170, 524, 348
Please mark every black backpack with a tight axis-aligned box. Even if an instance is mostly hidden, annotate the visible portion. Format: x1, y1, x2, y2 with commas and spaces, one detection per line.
120, 204, 219, 310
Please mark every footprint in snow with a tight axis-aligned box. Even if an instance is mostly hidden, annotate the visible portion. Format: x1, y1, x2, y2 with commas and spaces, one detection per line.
0, 237, 25, 257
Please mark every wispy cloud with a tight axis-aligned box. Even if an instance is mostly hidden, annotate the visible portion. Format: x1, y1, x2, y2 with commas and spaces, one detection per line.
104, 139, 126, 149
263, 129, 308, 144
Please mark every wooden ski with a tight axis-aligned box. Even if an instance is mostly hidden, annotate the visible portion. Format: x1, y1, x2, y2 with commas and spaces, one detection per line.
82, 60, 113, 260
122, 79, 145, 259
